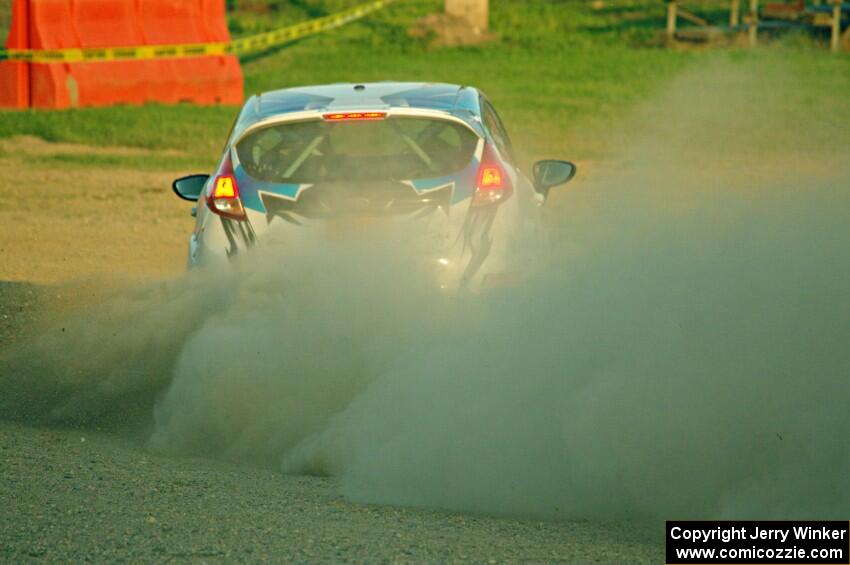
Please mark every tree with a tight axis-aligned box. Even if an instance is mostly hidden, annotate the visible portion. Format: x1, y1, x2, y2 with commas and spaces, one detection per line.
444, 0, 489, 31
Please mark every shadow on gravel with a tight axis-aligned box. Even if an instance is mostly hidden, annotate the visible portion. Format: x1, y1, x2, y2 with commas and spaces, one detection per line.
0, 280, 41, 346
0, 274, 228, 432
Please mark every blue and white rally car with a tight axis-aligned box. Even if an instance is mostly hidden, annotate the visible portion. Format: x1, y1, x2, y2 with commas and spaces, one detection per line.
172, 82, 576, 290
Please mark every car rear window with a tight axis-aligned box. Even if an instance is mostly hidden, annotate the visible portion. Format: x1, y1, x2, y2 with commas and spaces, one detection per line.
235, 116, 479, 183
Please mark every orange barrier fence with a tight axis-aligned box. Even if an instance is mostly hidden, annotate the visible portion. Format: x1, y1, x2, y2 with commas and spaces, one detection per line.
0, 0, 29, 108
0, 0, 243, 109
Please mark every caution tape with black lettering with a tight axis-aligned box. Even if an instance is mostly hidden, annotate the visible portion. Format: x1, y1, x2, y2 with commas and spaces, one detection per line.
0, 0, 392, 64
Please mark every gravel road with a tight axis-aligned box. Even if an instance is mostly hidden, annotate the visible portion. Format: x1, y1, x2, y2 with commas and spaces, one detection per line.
4, 65, 848, 560
0, 141, 663, 563
0, 423, 661, 563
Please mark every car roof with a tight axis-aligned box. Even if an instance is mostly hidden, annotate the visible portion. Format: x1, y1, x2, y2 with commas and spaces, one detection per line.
231, 82, 484, 141
255, 82, 479, 115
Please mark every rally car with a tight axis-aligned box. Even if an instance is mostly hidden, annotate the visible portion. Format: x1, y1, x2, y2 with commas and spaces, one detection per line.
172, 82, 576, 290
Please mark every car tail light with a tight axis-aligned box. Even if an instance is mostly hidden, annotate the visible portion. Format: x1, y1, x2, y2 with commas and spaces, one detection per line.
472, 144, 513, 207
207, 151, 247, 221
322, 111, 387, 121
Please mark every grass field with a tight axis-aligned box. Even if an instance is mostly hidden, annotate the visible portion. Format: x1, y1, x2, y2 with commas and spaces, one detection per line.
3, 0, 848, 172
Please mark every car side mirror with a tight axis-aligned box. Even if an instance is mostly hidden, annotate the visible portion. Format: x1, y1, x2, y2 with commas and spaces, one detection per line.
532, 160, 577, 197
172, 174, 209, 201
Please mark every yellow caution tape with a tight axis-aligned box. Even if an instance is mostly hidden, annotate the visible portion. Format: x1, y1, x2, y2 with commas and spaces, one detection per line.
0, 0, 392, 64
0, 42, 232, 63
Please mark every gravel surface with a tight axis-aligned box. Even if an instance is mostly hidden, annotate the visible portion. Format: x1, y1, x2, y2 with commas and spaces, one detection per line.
0, 141, 664, 563
0, 423, 662, 563
0, 281, 40, 347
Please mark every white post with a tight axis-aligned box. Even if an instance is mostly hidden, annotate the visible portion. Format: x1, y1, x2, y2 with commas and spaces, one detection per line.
445, 0, 489, 31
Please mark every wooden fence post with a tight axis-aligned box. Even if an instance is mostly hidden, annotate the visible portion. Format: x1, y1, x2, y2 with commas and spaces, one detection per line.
748, 0, 759, 46
666, 0, 678, 40
830, 0, 841, 52
730, 0, 740, 26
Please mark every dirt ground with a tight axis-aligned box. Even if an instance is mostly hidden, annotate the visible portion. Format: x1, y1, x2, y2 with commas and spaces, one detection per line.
0, 140, 662, 563
0, 136, 192, 284
0, 421, 659, 562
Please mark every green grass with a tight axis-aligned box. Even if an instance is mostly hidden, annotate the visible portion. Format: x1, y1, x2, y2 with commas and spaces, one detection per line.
2, 0, 849, 166
24, 152, 215, 172
0, 104, 236, 161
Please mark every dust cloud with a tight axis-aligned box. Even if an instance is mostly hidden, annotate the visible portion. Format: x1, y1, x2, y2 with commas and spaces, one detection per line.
148, 229, 448, 465
1, 58, 847, 520
282, 59, 850, 519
